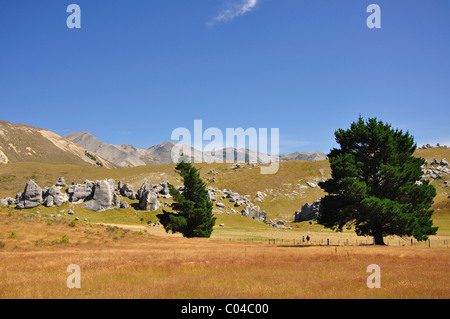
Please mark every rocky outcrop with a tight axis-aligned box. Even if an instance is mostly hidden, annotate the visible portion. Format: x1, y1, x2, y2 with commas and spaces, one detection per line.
43, 195, 55, 207
422, 158, 450, 179
137, 181, 171, 201
2, 177, 129, 212
222, 189, 251, 206
208, 187, 267, 223
68, 183, 93, 204
82, 180, 120, 212
207, 191, 217, 202
160, 181, 170, 196
139, 190, 160, 211
137, 182, 162, 200
265, 219, 292, 229
4, 177, 281, 226
55, 177, 67, 187
136, 182, 150, 200
16, 180, 43, 209
294, 200, 322, 222
120, 183, 136, 200
0, 197, 15, 207
43, 186, 69, 207
241, 205, 267, 222
255, 191, 266, 202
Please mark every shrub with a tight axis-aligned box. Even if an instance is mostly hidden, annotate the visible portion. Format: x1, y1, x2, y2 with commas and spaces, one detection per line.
61, 234, 69, 244
85, 151, 97, 161
68, 220, 77, 227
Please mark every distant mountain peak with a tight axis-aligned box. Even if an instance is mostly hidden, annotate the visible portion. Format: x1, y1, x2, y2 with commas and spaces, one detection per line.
148, 141, 176, 150
64, 131, 327, 167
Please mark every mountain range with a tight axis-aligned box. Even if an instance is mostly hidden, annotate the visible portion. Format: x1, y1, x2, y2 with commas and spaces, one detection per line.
0, 121, 327, 168
64, 131, 327, 167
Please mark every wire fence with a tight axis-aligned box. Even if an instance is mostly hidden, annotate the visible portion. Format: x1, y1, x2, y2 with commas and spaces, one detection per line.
216, 236, 450, 248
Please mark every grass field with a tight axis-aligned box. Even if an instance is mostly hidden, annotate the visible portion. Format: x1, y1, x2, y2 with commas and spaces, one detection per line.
0, 210, 449, 299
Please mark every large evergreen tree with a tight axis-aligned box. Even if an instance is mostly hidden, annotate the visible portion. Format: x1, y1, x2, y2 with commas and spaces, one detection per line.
157, 160, 216, 238
318, 117, 437, 245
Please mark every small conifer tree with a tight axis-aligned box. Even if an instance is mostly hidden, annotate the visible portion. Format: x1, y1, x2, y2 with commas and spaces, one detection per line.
157, 158, 216, 238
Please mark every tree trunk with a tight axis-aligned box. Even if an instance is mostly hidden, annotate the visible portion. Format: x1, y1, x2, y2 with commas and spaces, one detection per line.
373, 230, 385, 245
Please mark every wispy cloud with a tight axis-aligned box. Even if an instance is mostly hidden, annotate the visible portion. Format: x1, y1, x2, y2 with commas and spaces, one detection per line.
209, 0, 260, 26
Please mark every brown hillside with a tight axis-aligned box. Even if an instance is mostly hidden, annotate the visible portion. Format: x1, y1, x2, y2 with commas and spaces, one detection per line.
0, 121, 116, 169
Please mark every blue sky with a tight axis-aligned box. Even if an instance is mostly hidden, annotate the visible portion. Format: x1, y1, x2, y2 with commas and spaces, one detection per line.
0, 0, 449, 154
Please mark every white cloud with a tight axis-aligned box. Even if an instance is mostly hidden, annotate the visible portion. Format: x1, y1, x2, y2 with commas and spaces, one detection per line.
209, 0, 260, 25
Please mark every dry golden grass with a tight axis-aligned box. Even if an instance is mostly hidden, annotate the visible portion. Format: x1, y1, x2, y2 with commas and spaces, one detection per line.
414, 147, 450, 162
1, 211, 449, 299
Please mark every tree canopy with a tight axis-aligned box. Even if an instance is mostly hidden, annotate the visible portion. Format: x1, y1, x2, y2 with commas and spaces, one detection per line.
318, 117, 437, 245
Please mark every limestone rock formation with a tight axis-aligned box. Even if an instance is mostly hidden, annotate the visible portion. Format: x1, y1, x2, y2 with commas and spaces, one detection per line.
139, 190, 160, 211
43, 186, 69, 207
16, 180, 43, 209
241, 205, 266, 222
55, 177, 67, 187
82, 180, 120, 212
294, 200, 322, 222
120, 183, 136, 200
0, 197, 15, 207
68, 183, 93, 204
137, 181, 170, 201
207, 191, 217, 202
